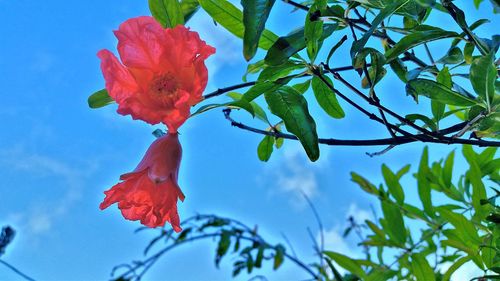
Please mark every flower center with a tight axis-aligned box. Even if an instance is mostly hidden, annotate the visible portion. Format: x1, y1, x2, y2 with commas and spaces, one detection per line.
150, 73, 178, 97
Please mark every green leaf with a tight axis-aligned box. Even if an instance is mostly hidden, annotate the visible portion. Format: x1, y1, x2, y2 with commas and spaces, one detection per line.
442, 256, 471, 281
418, 147, 434, 217
324, 252, 367, 279
439, 208, 481, 245
406, 114, 437, 131
258, 61, 305, 82
292, 79, 311, 94
411, 253, 435, 281
382, 164, 405, 204
88, 89, 114, 109
227, 92, 269, 123
468, 159, 489, 220
305, 0, 327, 61
265, 24, 337, 66
385, 28, 458, 62
351, 0, 411, 58
406, 79, 478, 106
273, 244, 285, 270
215, 230, 231, 267
432, 67, 452, 122
198, 0, 278, 50
180, 0, 200, 22
470, 52, 496, 108
311, 76, 345, 119
464, 43, 475, 64
264, 86, 319, 161
242, 78, 291, 102
351, 172, 378, 195
442, 150, 454, 188
257, 135, 274, 162
436, 47, 464, 64
241, 0, 276, 61
149, 0, 185, 28
381, 200, 406, 246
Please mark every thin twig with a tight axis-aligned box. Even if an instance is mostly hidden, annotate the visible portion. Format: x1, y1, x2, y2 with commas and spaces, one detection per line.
0, 259, 36, 281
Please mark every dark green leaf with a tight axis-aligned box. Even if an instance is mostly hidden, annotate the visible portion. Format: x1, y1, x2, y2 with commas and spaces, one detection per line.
351, 0, 412, 57
311, 76, 345, 119
88, 89, 114, 109
273, 244, 285, 270
436, 47, 464, 64
406, 79, 478, 106
242, 0, 276, 61
265, 24, 337, 66
258, 61, 305, 82
385, 28, 458, 62
265, 86, 319, 161
180, 0, 200, 22
406, 114, 437, 131
305, 0, 327, 61
149, 0, 185, 28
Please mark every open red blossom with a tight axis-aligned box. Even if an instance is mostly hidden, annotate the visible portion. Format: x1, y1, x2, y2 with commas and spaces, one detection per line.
100, 133, 185, 232
98, 16, 215, 133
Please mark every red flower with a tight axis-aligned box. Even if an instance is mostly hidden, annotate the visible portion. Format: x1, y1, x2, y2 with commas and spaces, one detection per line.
98, 16, 215, 133
100, 133, 185, 232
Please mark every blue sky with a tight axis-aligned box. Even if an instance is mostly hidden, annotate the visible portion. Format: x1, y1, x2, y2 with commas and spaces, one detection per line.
0, 0, 497, 280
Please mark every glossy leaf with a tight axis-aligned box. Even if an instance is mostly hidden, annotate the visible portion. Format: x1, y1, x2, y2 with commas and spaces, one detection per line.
304, 0, 327, 61
264, 86, 319, 161
241, 0, 276, 61
385, 28, 458, 62
180, 0, 200, 22
351, 0, 411, 57
406, 79, 478, 106
257, 135, 274, 162
265, 24, 337, 66
88, 89, 114, 109
149, 0, 185, 28
470, 52, 496, 108
198, 0, 278, 50
311, 76, 345, 119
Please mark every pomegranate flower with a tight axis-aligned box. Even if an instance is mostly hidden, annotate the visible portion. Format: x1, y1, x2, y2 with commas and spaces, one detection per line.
100, 133, 185, 231
98, 16, 215, 132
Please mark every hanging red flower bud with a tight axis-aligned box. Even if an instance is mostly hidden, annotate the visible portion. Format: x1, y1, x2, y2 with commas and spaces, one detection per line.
98, 16, 215, 133
100, 133, 185, 232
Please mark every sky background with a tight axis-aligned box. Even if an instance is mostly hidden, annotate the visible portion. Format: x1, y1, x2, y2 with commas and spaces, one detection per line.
0, 0, 497, 280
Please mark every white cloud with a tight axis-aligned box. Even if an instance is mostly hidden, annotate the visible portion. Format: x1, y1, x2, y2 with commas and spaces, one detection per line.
0, 148, 96, 236
346, 203, 374, 225
271, 149, 319, 208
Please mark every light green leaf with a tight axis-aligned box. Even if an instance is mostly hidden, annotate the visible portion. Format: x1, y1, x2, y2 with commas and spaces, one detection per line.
198, 0, 278, 50
351, 172, 378, 195
242, 0, 276, 61
88, 89, 114, 109
149, 0, 185, 28
311, 76, 345, 119
442, 256, 471, 281
418, 147, 434, 217
324, 251, 367, 279
264, 86, 319, 161
382, 164, 405, 204
470, 52, 496, 108
406, 79, 478, 106
257, 135, 274, 161
381, 200, 406, 246
258, 61, 305, 82
411, 253, 435, 281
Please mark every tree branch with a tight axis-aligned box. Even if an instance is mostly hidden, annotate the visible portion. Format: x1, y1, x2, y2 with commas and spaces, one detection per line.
223, 109, 500, 147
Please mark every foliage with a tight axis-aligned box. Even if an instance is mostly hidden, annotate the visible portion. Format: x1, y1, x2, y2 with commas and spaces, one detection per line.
112, 146, 499, 280
89, 0, 500, 280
